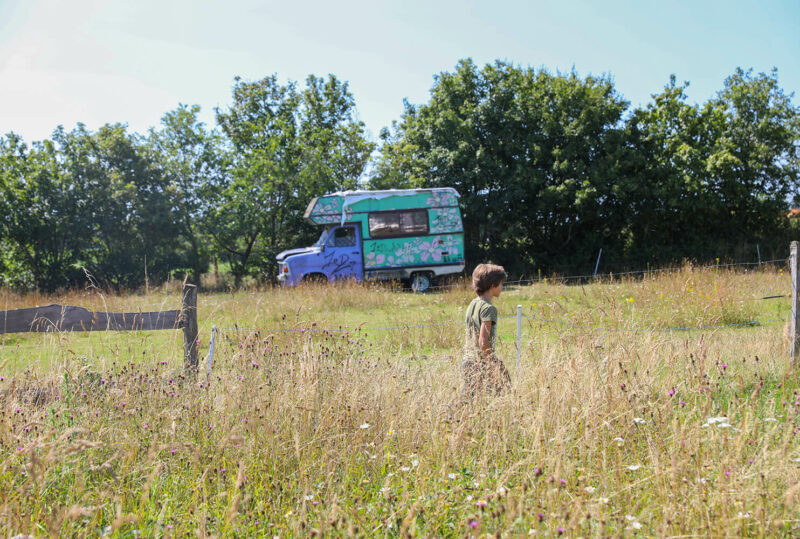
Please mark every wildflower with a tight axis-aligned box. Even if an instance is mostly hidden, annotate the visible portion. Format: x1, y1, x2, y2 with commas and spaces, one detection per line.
166, 525, 173, 530
633, 417, 646, 424
613, 437, 624, 445
597, 497, 609, 504
625, 515, 637, 522
668, 389, 675, 396
448, 473, 456, 480
465, 495, 473, 501
763, 418, 778, 422
631, 521, 642, 529
304, 494, 314, 501
400, 466, 411, 472
584, 486, 596, 493
469, 521, 478, 529
411, 459, 419, 468
626, 465, 642, 471
359, 422, 370, 429
476, 501, 486, 508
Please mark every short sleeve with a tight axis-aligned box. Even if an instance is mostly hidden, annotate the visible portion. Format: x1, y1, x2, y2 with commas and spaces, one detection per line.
479, 302, 498, 324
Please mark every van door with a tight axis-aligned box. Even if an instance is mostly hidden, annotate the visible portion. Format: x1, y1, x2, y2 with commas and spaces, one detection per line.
323, 225, 363, 282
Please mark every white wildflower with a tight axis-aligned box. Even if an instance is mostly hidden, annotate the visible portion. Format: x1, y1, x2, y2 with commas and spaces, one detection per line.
625, 515, 637, 522
400, 466, 411, 472
360, 422, 370, 429
626, 464, 642, 471
304, 494, 314, 501
631, 521, 642, 530
613, 437, 624, 445
448, 473, 456, 480
597, 497, 609, 504
633, 417, 646, 424
411, 459, 419, 468
763, 418, 778, 422
584, 486, 596, 493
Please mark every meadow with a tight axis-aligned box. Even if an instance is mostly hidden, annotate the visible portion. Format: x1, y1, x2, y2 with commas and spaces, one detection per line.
1, 264, 799, 537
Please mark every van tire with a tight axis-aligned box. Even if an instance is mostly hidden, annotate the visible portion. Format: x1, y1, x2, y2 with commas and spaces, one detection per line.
410, 272, 433, 293
302, 273, 328, 285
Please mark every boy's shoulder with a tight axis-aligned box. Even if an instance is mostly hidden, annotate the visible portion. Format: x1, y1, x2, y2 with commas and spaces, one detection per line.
474, 297, 497, 318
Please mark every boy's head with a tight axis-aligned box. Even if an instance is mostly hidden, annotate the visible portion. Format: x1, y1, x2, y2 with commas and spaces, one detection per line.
472, 264, 507, 295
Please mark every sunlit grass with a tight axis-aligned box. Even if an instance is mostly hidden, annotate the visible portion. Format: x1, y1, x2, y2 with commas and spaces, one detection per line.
1, 265, 799, 536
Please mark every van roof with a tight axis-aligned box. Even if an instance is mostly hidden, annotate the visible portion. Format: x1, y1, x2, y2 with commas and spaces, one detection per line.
327, 187, 459, 198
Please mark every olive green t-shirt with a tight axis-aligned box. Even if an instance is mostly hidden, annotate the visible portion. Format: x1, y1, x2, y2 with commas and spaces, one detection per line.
465, 297, 498, 350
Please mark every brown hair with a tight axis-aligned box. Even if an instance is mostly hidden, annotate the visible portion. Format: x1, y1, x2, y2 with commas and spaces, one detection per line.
471, 264, 507, 295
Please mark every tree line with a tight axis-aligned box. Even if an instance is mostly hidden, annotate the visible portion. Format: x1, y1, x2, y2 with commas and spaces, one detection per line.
1, 62, 798, 291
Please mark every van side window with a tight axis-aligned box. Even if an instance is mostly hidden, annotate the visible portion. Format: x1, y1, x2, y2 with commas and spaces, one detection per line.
368, 210, 429, 238
328, 227, 356, 247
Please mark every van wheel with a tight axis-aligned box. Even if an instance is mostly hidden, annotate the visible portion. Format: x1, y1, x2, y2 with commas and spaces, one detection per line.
302, 273, 328, 285
410, 272, 432, 293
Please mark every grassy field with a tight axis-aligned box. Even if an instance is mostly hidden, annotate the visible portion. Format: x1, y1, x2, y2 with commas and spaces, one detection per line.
1, 264, 799, 536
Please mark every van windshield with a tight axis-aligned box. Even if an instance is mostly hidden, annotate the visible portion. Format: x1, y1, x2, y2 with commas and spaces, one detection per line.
313, 227, 331, 247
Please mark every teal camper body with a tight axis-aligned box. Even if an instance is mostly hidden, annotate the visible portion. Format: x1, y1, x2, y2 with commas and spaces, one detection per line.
276, 188, 465, 291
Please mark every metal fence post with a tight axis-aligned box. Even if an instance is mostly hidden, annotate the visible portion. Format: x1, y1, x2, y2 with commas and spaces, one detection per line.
516, 304, 522, 377
206, 325, 217, 377
594, 249, 603, 278
791, 242, 799, 366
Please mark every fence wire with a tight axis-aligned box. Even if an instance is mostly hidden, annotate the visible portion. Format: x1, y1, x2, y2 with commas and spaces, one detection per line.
383, 257, 789, 291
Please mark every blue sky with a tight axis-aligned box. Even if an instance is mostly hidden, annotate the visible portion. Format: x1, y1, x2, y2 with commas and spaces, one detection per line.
0, 0, 798, 143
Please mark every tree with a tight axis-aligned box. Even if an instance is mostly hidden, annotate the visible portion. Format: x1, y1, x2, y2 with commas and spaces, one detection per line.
707, 68, 799, 245
214, 74, 374, 286
373, 59, 628, 274
54, 124, 181, 288
0, 133, 89, 290
148, 104, 226, 285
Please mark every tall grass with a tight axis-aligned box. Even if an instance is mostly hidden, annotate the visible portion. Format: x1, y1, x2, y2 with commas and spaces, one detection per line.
1, 266, 799, 536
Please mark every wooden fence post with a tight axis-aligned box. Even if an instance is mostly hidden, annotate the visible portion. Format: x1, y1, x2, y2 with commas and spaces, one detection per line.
791, 242, 799, 366
182, 284, 198, 373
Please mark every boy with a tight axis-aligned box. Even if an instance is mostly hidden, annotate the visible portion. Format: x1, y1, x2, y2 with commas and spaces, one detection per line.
463, 263, 511, 397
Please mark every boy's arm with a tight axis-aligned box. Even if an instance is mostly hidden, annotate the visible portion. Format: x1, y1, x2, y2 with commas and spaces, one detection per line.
479, 321, 493, 357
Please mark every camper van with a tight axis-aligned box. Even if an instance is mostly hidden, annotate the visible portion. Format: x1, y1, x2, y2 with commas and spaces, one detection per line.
276, 188, 465, 292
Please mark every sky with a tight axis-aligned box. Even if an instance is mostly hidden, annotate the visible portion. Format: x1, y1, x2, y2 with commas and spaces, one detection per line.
0, 0, 798, 143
